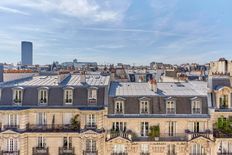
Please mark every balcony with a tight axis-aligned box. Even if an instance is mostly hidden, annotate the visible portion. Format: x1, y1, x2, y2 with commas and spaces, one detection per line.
111, 153, 128, 155
2, 125, 20, 131
133, 133, 186, 142
1, 151, 20, 155
192, 108, 201, 114
106, 130, 134, 141
213, 129, 232, 138
83, 150, 98, 155
88, 99, 97, 104
59, 147, 75, 155
189, 154, 206, 155
26, 124, 79, 132
185, 130, 213, 140
166, 108, 175, 114
33, 147, 49, 155
85, 124, 97, 130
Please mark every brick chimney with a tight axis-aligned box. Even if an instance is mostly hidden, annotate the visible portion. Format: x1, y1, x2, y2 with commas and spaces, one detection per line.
80, 71, 86, 84
148, 79, 157, 92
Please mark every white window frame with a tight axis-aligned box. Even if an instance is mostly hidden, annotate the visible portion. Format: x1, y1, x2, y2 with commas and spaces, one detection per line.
114, 100, 124, 114
37, 112, 47, 125
86, 139, 96, 152
12, 88, 23, 105
86, 114, 96, 127
112, 122, 127, 131
113, 144, 126, 153
166, 99, 176, 114
8, 114, 18, 127
37, 136, 46, 148
141, 122, 149, 137
88, 88, 98, 104
38, 88, 48, 105
7, 138, 18, 152
140, 100, 150, 114
191, 144, 205, 154
64, 88, 73, 105
191, 99, 202, 114
63, 137, 72, 149
168, 121, 176, 136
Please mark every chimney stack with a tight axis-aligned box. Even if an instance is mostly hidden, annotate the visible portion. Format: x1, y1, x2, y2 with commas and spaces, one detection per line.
80, 71, 86, 84
148, 79, 157, 93
0, 63, 3, 83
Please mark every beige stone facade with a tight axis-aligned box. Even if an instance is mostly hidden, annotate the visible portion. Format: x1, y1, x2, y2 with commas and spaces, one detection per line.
0, 107, 231, 155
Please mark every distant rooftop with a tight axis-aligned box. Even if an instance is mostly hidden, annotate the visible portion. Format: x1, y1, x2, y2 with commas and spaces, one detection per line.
0, 74, 110, 87
109, 81, 207, 97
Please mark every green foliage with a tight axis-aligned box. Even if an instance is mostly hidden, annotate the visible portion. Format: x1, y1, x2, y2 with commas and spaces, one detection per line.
70, 114, 80, 130
215, 116, 232, 134
148, 125, 160, 139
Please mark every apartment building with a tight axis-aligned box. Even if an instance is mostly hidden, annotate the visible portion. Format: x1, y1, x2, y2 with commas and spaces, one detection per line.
0, 72, 231, 155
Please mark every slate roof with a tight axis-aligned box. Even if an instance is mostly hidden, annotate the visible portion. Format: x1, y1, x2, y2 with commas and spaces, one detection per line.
0, 74, 110, 87
109, 81, 207, 97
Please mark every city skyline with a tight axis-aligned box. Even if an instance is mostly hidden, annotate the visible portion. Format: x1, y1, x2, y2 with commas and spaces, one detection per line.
0, 0, 232, 65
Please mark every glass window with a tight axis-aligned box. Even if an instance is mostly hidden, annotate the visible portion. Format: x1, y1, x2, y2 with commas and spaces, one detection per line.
86, 114, 96, 128
39, 89, 48, 104
141, 144, 149, 153
37, 137, 46, 148
115, 101, 124, 114
86, 139, 96, 152
37, 112, 47, 125
141, 122, 149, 137
88, 89, 97, 104
113, 144, 125, 153
64, 89, 73, 104
219, 95, 229, 109
112, 122, 127, 132
166, 100, 175, 114
168, 121, 176, 136
192, 100, 201, 114
140, 101, 149, 114
13, 89, 23, 104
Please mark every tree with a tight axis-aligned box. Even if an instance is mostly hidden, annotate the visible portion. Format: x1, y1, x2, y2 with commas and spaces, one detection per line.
70, 114, 80, 130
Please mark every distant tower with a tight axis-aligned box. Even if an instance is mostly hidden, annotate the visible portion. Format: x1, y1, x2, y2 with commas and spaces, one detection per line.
0, 63, 3, 82
21, 41, 33, 65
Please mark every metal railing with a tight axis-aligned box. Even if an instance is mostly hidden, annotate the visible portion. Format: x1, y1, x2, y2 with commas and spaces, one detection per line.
185, 130, 212, 140
111, 153, 128, 155
59, 147, 75, 155
3, 125, 20, 130
26, 124, 79, 132
83, 150, 98, 155
1, 151, 20, 155
32, 147, 49, 155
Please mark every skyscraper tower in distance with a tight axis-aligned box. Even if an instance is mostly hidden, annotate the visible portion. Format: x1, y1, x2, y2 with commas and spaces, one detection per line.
21, 41, 33, 65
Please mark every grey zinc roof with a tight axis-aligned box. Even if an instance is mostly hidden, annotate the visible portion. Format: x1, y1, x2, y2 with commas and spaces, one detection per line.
109, 81, 207, 97
0, 74, 110, 87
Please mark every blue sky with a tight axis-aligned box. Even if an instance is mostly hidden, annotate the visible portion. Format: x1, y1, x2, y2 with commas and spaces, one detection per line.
0, 0, 232, 65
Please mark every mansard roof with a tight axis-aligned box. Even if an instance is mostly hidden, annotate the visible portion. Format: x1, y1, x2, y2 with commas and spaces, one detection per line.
109, 81, 207, 97
0, 74, 110, 88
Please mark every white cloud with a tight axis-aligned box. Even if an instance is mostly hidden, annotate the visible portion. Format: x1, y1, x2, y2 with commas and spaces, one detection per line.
0, 0, 131, 22
0, 6, 29, 15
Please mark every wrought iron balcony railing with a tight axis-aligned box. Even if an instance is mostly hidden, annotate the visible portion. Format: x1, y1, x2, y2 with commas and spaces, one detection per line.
59, 147, 75, 155
1, 150, 20, 155
83, 150, 98, 155
26, 124, 79, 132
32, 147, 49, 155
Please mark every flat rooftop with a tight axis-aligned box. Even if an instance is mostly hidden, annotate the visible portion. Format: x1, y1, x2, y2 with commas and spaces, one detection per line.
109, 81, 207, 96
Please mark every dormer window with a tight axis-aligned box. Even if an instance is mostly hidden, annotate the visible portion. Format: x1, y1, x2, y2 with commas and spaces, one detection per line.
114, 97, 125, 114
88, 87, 97, 104
219, 95, 228, 109
13, 87, 23, 105
38, 87, 48, 105
166, 97, 176, 114
64, 88, 73, 105
191, 98, 202, 114
139, 97, 150, 114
